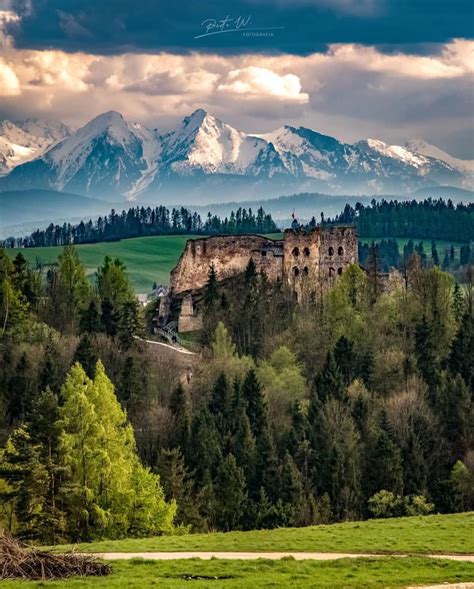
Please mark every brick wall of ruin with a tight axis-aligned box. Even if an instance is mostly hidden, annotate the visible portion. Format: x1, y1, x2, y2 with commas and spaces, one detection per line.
170, 234, 284, 295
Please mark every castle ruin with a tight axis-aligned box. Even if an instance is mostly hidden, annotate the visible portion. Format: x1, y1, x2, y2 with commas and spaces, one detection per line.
160, 225, 358, 332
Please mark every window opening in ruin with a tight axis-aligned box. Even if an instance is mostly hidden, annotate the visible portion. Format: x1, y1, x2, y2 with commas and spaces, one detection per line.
303, 266, 309, 275
338, 246, 344, 256
293, 266, 300, 276
261, 250, 267, 257
303, 247, 310, 257
329, 267, 335, 277
337, 267, 343, 275
292, 247, 300, 257
328, 247, 334, 256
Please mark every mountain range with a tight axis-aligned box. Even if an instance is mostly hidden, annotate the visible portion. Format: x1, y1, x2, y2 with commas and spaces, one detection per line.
0, 109, 472, 203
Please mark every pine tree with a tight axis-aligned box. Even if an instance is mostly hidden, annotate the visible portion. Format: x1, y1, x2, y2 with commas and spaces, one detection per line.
169, 383, 191, 454
414, 316, 440, 395
448, 313, 474, 390
364, 411, 403, 500
209, 373, 231, 439
117, 300, 141, 350
452, 283, 465, 323
242, 369, 267, 439
315, 350, 345, 402
158, 448, 204, 530
80, 300, 102, 333
73, 333, 98, 378
333, 336, 356, 386
214, 453, 246, 531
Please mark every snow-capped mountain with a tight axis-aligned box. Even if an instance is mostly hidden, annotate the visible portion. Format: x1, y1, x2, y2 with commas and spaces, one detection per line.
406, 139, 474, 185
0, 119, 69, 175
1, 111, 161, 198
0, 109, 471, 201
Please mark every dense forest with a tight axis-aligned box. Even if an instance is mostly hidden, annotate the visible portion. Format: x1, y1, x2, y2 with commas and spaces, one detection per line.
328, 198, 474, 242
0, 235, 473, 542
2, 206, 278, 248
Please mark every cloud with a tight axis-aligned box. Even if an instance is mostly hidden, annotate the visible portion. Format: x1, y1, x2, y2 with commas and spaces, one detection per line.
0, 39, 472, 157
217, 66, 308, 102
6, 0, 474, 56
0, 58, 20, 94
126, 68, 219, 96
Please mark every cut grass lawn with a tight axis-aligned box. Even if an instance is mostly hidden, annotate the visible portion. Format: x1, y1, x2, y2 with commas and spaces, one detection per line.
57, 513, 474, 555
3, 557, 474, 588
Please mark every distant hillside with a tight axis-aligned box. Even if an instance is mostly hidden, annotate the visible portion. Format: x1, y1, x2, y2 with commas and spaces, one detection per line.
0, 189, 124, 237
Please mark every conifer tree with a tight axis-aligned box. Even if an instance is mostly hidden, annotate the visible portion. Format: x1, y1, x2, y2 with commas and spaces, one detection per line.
242, 369, 267, 439
73, 333, 98, 378
169, 383, 191, 454
59, 361, 175, 540
315, 350, 345, 402
214, 453, 246, 531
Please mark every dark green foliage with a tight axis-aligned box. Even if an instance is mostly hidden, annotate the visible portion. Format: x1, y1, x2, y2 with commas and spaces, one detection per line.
5, 205, 278, 248
315, 351, 345, 402
73, 333, 98, 379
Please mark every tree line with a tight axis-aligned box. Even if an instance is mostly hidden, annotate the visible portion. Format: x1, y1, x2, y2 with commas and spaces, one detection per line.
327, 198, 473, 242
1, 241, 473, 541
2, 206, 278, 248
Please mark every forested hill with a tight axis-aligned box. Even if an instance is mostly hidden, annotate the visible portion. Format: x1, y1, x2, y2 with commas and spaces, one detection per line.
2, 205, 278, 248
330, 199, 473, 242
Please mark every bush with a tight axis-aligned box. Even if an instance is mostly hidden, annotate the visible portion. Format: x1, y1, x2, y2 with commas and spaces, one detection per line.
368, 490, 434, 518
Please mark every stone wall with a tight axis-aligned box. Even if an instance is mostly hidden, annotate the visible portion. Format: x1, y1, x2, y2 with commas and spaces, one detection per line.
170, 234, 284, 295
167, 226, 358, 330
283, 226, 358, 298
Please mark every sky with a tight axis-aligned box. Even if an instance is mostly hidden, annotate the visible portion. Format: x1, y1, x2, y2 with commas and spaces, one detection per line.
0, 0, 473, 158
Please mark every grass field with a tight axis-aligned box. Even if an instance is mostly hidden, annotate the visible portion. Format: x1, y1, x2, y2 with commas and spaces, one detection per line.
58, 513, 474, 555
7, 233, 465, 293
3, 557, 474, 588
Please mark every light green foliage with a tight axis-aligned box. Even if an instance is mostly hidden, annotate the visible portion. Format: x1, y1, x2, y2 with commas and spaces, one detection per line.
450, 457, 474, 510
96, 256, 134, 307
368, 490, 434, 519
209, 322, 254, 382
58, 361, 175, 540
257, 346, 308, 428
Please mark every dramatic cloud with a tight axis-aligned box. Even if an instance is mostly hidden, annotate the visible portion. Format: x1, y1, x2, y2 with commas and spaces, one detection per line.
3, 0, 473, 55
217, 66, 308, 102
0, 0, 472, 157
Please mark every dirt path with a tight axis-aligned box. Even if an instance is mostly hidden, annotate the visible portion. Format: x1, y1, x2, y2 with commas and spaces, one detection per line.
135, 336, 197, 355
92, 551, 474, 562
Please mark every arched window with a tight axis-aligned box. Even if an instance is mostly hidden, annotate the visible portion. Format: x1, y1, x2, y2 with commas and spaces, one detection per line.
303, 247, 310, 257
303, 266, 309, 275
293, 266, 300, 277
337, 267, 343, 276
292, 247, 300, 257
338, 246, 344, 256
329, 267, 335, 277
328, 246, 334, 256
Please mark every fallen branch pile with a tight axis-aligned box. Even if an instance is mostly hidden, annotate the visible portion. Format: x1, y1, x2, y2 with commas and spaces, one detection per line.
0, 533, 112, 580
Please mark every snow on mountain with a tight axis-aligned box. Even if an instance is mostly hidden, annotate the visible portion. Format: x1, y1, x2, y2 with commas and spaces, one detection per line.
406, 139, 474, 175
0, 110, 471, 200
0, 119, 69, 175
157, 109, 285, 177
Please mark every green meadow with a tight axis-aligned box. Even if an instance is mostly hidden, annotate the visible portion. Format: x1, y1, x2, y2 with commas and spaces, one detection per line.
57, 513, 474, 555
3, 557, 474, 589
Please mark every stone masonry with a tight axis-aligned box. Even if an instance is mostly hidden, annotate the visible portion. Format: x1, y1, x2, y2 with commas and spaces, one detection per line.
162, 226, 358, 332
